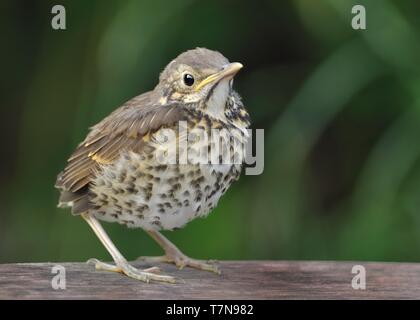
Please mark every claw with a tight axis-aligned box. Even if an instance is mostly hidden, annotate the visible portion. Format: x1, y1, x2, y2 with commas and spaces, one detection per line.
142, 230, 222, 275
138, 253, 221, 274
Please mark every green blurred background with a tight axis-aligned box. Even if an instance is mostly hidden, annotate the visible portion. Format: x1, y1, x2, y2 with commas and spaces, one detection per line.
1, 0, 420, 264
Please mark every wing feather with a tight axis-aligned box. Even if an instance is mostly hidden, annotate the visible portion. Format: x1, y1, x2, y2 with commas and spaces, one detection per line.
56, 92, 184, 214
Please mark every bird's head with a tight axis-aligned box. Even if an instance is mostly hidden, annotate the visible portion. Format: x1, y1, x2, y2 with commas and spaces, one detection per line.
156, 48, 243, 113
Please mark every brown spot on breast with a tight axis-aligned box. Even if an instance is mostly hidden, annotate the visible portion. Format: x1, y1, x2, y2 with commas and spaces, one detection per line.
172, 183, 181, 191
118, 170, 127, 183
155, 164, 168, 171
136, 171, 145, 178
124, 200, 134, 207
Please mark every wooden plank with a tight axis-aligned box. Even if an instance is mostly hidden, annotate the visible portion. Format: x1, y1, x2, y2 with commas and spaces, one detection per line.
0, 260, 419, 299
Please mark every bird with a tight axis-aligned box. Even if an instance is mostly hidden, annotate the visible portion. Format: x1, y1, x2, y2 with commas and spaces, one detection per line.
55, 48, 250, 283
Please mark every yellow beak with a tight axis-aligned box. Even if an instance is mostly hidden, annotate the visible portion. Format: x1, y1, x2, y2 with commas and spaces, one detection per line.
195, 62, 243, 92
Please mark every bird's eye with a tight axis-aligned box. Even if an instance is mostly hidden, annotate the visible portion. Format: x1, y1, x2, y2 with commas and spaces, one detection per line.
183, 74, 195, 86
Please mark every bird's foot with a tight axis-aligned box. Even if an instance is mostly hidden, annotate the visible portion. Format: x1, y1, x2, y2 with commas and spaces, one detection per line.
138, 252, 221, 274
87, 258, 177, 283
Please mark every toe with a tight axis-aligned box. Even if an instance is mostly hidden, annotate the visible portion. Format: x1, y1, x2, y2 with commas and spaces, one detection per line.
143, 266, 162, 274
122, 264, 178, 283
86, 258, 121, 272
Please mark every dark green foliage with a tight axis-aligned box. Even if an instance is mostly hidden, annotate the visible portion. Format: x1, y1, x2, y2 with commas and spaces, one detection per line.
1, 0, 419, 263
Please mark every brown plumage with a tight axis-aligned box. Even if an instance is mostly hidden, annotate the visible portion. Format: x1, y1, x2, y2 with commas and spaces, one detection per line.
55, 48, 250, 283
56, 93, 184, 214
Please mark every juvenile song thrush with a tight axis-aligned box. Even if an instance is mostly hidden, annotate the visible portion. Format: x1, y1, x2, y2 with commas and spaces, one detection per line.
55, 48, 250, 283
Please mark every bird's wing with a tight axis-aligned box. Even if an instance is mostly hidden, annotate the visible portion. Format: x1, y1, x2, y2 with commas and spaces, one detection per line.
55, 92, 184, 214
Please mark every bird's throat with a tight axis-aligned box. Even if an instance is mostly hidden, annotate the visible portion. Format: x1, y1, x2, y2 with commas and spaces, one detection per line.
202, 79, 230, 122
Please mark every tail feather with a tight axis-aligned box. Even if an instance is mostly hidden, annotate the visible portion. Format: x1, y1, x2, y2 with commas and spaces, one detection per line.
56, 173, 91, 215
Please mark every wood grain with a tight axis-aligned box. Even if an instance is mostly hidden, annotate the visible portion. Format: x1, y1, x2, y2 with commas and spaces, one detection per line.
0, 260, 419, 299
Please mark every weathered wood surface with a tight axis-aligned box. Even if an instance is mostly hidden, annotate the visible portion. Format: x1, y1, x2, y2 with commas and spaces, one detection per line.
1, 260, 420, 299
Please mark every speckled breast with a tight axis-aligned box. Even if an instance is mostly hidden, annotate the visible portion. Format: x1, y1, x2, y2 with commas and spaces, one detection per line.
89, 122, 246, 231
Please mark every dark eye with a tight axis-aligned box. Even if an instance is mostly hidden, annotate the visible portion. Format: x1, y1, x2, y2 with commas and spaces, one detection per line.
183, 74, 195, 86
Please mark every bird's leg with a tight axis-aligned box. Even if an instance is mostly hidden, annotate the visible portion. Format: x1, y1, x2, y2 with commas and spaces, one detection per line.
81, 213, 176, 283
138, 230, 221, 274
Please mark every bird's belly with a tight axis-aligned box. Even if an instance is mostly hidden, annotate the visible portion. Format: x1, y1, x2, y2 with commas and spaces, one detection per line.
90, 151, 241, 231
